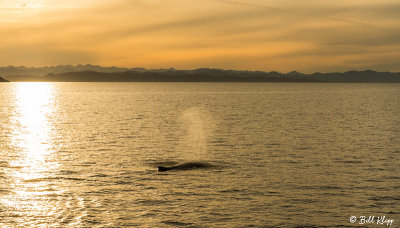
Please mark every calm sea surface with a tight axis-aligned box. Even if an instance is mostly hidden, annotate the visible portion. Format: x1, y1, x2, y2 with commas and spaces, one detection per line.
0, 82, 399, 227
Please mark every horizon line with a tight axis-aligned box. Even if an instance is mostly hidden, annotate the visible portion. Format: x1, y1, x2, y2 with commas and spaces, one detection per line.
1, 64, 399, 74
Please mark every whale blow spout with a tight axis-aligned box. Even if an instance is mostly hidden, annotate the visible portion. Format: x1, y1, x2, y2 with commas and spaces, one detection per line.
157, 162, 211, 172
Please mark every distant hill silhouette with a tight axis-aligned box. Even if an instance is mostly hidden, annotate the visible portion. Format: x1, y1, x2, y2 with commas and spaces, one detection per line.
0, 76, 9, 82
0, 64, 138, 77
1, 65, 399, 83
45, 70, 319, 82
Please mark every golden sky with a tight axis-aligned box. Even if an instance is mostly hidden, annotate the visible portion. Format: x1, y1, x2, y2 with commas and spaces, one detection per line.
1, 0, 399, 72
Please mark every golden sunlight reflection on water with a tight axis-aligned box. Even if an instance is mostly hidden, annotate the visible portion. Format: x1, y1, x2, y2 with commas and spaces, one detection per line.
10, 82, 58, 180
1, 83, 63, 226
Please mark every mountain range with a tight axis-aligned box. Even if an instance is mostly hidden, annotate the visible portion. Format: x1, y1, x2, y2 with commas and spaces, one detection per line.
0, 65, 399, 83
0, 76, 8, 82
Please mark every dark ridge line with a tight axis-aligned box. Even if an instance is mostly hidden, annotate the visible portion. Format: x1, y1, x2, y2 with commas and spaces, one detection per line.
1, 66, 399, 83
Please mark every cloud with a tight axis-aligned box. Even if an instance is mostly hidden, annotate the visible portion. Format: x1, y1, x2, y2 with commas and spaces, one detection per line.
0, 45, 97, 66
0, 0, 399, 72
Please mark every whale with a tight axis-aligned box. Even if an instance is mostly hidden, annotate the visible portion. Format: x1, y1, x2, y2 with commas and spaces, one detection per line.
157, 162, 212, 172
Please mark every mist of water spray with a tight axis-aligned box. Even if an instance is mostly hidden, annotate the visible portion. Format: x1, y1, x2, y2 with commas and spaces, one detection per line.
179, 107, 215, 161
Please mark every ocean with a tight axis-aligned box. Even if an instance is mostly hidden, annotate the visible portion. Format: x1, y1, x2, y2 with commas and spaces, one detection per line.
0, 82, 399, 227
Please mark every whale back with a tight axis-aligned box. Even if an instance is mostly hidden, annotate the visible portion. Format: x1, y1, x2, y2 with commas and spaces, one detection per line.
158, 166, 172, 172
157, 162, 211, 172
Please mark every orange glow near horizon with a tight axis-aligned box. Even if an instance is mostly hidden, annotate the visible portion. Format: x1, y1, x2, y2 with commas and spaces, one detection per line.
0, 0, 399, 73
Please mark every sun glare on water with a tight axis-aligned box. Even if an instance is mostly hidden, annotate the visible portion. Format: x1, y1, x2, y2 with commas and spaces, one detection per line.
12, 83, 55, 163
0, 83, 87, 227
6, 82, 60, 192
0, 82, 62, 225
